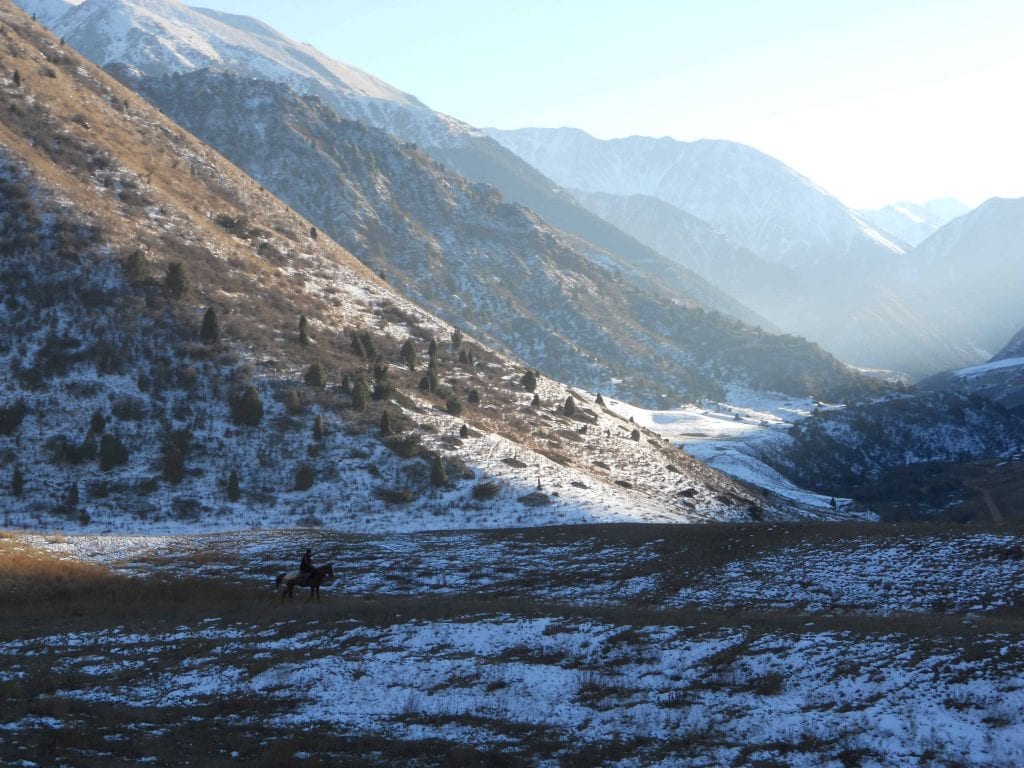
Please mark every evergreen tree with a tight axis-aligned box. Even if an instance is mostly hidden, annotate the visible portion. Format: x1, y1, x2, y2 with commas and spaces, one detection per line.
298, 314, 310, 345
89, 410, 106, 435
631, 428, 641, 441
531, 393, 541, 408
11, 466, 24, 497
379, 409, 393, 436
459, 349, 469, 364
65, 481, 79, 510
200, 306, 219, 344
446, 396, 463, 416
351, 379, 370, 411
595, 393, 605, 406
12, 69, 20, 88
563, 395, 577, 417
98, 434, 129, 470
229, 386, 264, 427
122, 249, 147, 282
351, 335, 367, 360
428, 338, 438, 360
430, 454, 447, 487
163, 262, 189, 299
451, 328, 463, 348
459, 424, 469, 439
400, 338, 417, 370
313, 414, 325, 441
468, 389, 480, 405
227, 469, 241, 502
304, 362, 327, 388
294, 464, 315, 491
163, 445, 185, 484
309, 226, 318, 240
521, 370, 538, 392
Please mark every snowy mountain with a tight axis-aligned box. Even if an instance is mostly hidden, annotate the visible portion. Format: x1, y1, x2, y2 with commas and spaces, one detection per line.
485, 128, 999, 377
21, 0, 735, 323
891, 196, 1024, 365
113, 68, 877, 408
921, 322, 1024, 413
485, 127, 905, 271
858, 198, 971, 247
0, 3, 804, 532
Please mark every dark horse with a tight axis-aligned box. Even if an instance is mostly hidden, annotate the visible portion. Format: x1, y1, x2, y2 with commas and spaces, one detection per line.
275, 562, 334, 601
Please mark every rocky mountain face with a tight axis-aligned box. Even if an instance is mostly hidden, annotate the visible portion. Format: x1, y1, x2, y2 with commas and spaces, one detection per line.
486, 127, 992, 378
22, 0, 739, 335
0, 2, 805, 531
858, 199, 970, 248
919, 323, 1024, 414
115, 68, 881, 407
888, 196, 1024, 364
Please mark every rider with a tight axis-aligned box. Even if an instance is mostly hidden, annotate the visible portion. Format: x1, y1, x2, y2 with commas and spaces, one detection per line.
299, 548, 320, 580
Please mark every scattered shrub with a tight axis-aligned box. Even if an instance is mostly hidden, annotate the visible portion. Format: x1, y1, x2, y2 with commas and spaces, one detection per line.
162, 261, 189, 299
446, 396, 463, 416
229, 386, 264, 427
304, 362, 327, 388
472, 481, 500, 500
430, 454, 448, 487
226, 469, 240, 502
98, 434, 128, 471
294, 464, 315, 491
563, 395, 577, 417
0, 399, 28, 435
521, 370, 538, 392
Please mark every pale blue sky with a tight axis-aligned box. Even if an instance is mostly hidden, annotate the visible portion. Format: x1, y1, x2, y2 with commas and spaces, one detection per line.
194, 0, 1024, 208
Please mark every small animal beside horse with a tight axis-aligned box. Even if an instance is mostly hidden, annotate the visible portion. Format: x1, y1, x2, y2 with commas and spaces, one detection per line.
275, 562, 334, 600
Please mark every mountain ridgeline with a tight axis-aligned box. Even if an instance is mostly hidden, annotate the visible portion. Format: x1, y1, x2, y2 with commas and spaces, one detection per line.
119, 68, 880, 406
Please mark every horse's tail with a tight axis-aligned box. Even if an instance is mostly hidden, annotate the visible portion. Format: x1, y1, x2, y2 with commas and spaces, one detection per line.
275, 573, 285, 587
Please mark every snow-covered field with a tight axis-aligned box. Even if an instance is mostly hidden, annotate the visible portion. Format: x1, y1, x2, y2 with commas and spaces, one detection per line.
607, 389, 866, 516
3, 524, 1024, 766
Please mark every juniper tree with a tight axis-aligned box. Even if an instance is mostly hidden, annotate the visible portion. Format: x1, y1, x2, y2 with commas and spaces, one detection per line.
163, 262, 189, 300
65, 481, 79, 510
400, 338, 417, 370
200, 306, 219, 344
304, 362, 326, 389
521, 370, 538, 392
98, 434, 129, 470
430, 454, 447, 487
446, 396, 463, 416
227, 469, 241, 502
595, 393, 605, 406
379, 409, 393, 436
12, 69, 20, 88
163, 445, 185, 484
294, 464, 314, 491
298, 314, 310, 345
631, 428, 641, 441
11, 466, 24, 496
229, 386, 264, 427
451, 328, 463, 348
350, 379, 370, 411
531, 393, 541, 408
428, 338, 438, 360
89, 409, 106, 435
459, 424, 469, 439
563, 395, 577, 417
313, 414, 325, 441
309, 226, 318, 240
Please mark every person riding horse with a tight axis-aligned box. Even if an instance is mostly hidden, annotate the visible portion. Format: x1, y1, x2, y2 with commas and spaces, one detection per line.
299, 548, 320, 582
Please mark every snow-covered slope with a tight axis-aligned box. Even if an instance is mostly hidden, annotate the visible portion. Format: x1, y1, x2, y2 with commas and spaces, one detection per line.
0, 3, 804, 532
486, 127, 904, 271
110, 69, 865, 408
891, 197, 1024, 364
858, 198, 970, 247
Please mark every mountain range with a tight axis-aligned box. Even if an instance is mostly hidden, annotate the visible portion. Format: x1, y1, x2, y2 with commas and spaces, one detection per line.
858, 199, 970, 247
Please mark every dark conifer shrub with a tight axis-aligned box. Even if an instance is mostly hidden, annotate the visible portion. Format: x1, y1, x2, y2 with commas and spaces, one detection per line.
294, 464, 315, 491
229, 386, 264, 427
468, 389, 480, 405
531, 393, 541, 408
563, 395, 577, 417
351, 379, 370, 411
380, 409, 393, 436
163, 445, 185, 484
304, 362, 327, 388
459, 424, 469, 439
313, 414, 325, 441
596, 393, 605, 406
163, 262, 189, 299
631, 428, 641, 441
200, 306, 219, 344
451, 329, 463, 348
446, 396, 463, 416
430, 454, 447, 487
227, 469, 241, 502
11, 466, 24, 496
298, 314, 310, 345
98, 434, 129, 470
400, 338, 416, 370
521, 370, 538, 392
89, 410, 106, 434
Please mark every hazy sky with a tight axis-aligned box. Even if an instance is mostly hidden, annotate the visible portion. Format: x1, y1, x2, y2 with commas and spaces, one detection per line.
193, 0, 1024, 208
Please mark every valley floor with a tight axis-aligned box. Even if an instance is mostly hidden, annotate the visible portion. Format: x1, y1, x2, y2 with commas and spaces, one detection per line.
3, 522, 1024, 766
